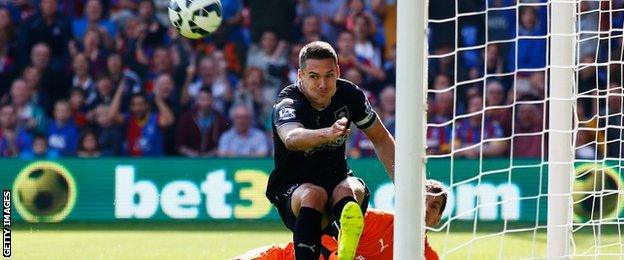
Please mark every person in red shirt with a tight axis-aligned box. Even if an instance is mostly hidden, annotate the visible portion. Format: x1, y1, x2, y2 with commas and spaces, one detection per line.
235, 179, 448, 260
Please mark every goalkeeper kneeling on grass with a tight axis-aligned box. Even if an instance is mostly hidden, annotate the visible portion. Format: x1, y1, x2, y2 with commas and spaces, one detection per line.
235, 179, 447, 260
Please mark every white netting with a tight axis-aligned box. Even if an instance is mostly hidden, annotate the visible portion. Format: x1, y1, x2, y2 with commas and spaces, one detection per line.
423, 0, 624, 258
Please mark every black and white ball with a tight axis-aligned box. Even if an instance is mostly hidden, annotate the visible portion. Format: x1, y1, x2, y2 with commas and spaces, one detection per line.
169, 0, 223, 39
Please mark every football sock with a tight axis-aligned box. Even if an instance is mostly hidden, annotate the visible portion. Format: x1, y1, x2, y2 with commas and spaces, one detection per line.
293, 207, 322, 260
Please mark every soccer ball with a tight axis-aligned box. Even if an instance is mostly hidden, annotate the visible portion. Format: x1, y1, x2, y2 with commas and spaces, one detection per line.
168, 0, 223, 39
15, 165, 72, 222
572, 165, 622, 221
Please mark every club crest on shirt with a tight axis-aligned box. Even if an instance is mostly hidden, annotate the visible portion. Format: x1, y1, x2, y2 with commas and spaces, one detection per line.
334, 106, 350, 121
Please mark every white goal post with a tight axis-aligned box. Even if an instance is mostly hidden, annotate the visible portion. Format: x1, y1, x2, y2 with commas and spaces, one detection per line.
394, 0, 428, 259
547, 0, 576, 258
395, 0, 623, 258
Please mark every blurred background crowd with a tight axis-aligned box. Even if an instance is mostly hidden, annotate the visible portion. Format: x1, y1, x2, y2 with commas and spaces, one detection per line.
0, 0, 622, 159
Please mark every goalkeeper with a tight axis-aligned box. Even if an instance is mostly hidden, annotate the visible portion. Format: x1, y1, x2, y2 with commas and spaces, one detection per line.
237, 179, 447, 260
266, 41, 396, 260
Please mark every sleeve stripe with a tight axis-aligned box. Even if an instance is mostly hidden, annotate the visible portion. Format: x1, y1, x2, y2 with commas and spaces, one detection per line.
355, 112, 376, 128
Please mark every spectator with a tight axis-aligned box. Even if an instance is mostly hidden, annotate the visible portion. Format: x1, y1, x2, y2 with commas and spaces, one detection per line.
47, 100, 79, 156
0, 7, 15, 52
455, 95, 507, 158
336, 31, 357, 71
334, 0, 368, 31
382, 44, 396, 86
372, 0, 397, 60
110, 0, 138, 27
232, 67, 271, 126
10, 78, 47, 134
151, 74, 180, 116
106, 53, 142, 95
20, 133, 59, 159
136, 0, 166, 49
378, 86, 395, 134
427, 91, 454, 155
28, 42, 69, 110
512, 103, 544, 158
150, 74, 179, 155
71, 0, 117, 42
176, 87, 227, 157
140, 46, 181, 93
485, 80, 512, 136
70, 53, 95, 95
508, 6, 547, 70
16, 0, 73, 70
68, 29, 107, 75
106, 53, 143, 111
0, 7, 16, 93
0, 104, 32, 157
94, 104, 123, 156
77, 129, 101, 157
184, 55, 233, 114
350, 85, 393, 160
286, 43, 303, 84
218, 105, 269, 157
487, 0, 514, 42
246, 30, 288, 91
21, 66, 49, 110
87, 76, 115, 110
299, 14, 325, 44
217, 0, 246, 45
68, 88, 88, 127
351, 14, 386, 87
485, 43, 506, 75
109, 80, 175, 156
296, 0, 344, 44
4, 1, 36, 23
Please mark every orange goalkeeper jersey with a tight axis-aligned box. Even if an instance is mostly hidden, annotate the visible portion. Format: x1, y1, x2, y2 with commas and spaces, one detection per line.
234, 209, 439, 260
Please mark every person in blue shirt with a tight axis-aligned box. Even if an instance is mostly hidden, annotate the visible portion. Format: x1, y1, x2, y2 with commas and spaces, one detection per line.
109, 77, 175, 156
20, 133, 60, 159
0, 104, 32, 157
47, 100, 79, 156
71, 0, 117, 41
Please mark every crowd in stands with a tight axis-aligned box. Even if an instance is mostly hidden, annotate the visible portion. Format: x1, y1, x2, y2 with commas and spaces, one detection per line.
0, 0, 622, 159
426, 0, 624, 160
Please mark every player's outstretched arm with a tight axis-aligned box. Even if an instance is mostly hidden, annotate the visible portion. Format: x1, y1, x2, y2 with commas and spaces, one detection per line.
363, 117, 395, 181
278, 118, 350, 151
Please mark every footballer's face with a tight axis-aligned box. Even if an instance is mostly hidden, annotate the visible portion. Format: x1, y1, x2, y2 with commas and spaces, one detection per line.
298, 58, 340, 110
425, 194, 444, 228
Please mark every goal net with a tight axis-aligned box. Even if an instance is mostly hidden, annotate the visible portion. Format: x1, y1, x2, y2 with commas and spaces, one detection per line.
420, 0, 624, 258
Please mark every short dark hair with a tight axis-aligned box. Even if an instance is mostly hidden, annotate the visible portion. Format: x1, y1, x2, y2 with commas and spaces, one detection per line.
426, 179, 448, 215
198, 86, 212, 96
299, 41, 338, 69
69, 87, 86, 97
130, 92, 148, 103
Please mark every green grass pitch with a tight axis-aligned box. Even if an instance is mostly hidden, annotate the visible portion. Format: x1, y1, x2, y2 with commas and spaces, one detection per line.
10, 222, 624, 259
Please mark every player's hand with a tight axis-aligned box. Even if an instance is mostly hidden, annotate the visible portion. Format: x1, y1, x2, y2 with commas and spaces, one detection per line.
327, 117, 350, 141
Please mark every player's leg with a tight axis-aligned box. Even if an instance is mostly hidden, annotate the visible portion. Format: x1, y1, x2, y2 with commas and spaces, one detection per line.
289, 183, 330, 260
332, 177, 367, 260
